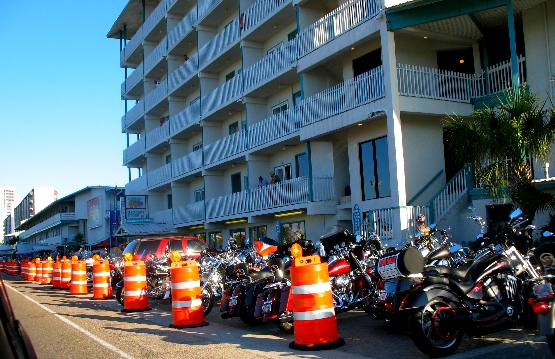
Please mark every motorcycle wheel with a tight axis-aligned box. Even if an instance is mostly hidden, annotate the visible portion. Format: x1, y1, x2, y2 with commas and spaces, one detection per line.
277, 320, 294, 333
115, 286, 124, 305
547, 333, 555, 356
202, 285, 215, 316
239, 305, 263, 326
409, 298, 463, 357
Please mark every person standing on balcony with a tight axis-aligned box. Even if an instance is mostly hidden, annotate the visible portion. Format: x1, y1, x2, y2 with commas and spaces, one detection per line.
258, 176, 268, 187
270, 172, 281, 184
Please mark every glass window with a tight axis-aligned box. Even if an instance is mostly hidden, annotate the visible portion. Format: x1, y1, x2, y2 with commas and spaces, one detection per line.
167, 194, 172, 209
123, 240, 140, 255
186, 239, 207, 253
231, 172, 242, 193
228, 121, 239, 135
249, 225, 268, 242
230, 228, 247, 247
295, 153, 309, 178
274, 164, 291, 181
359, 136, 391, 200
272, 101, 288, 116
168, 239, 184, 253
280, 221, 305, 244
208, 232, 222, 251
194, 188, 205, 202
165, 154, 172, 164
135, 239, 162, 257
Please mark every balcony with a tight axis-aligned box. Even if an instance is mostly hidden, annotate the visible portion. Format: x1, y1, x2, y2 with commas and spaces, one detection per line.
145, 79, 168, 113
248, 110, 301, 150
121, 62, 144, 99
198, 17, 240, 70
151, 208, 173, 224
144, 36, 168, 77
19, 213, 76, 240
142, 0, 167, 40
147, 163, 172, 189
168, 53, 199, 95
204, 130, 247, 167
174, 201, 205, 226
168, 6, 197, 52
198, 0, 223, 24
201, 72, 243, 117
121, 27, 143, 66
243, 39, 297, 95
241, 0, 291, 39
173, 149, 203, 179
123, 137, 146, 165
146, 121, 170, 151
125, 176, 148, 195
170, 100, 201, 137
123, 100, 145, 131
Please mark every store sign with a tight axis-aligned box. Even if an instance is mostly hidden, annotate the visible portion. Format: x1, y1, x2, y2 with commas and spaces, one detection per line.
87, 196, 102, 229
125, 209, 150, 222
126, 195, 147, 209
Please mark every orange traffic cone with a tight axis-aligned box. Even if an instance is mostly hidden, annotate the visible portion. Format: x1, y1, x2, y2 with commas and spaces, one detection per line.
35, 261, 43, 283
123, 261, 150, 312
289, 255, 344, 351
91, 260, 113, 300
170, 260, 207, 328
27, 262, 36, 281
60, 260, 72, 289
52, 261, 62, 288
70, 260, 88, 295
41, 260, 53, 285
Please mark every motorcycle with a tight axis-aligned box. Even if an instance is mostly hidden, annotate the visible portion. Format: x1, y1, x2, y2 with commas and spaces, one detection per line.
115, 255, 171, 305
403, 208, 540, 357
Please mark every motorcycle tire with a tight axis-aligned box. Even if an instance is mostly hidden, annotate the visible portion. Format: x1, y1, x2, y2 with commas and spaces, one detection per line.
115, 286, 124, 305
547, 334, 555, 357
277, 320, 294, 333
409, 298, 463, 357
202, 285, 215, 316
239, 305, 263, 326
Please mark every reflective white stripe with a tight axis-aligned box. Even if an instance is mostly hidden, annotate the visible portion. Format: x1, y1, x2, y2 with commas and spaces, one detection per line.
53, 276, 62, 281
72, 271, 87, 275
61, 278, 71, 282
292, 282, 331, 295
125, 290, 146, 297
93, 283, 110, 288
71, 280, 88, 285
93, 272, 111, 277
53, 269, 61, 273
62, 269, 72, 273
44, 274, 53, 278
171, 280, 200, 290
124, 276, 146, 282
293, 308, 335, 321
172, 299, 203, 309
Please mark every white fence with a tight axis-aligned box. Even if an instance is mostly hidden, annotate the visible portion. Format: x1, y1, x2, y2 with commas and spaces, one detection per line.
172, 150, 203, 178
204, 130, 248, 165
429, 166, 470, 223
201, 71, 243, 116
169, 53, 199, 93
145, 80, 168, 112
147, 163, 172, 188
363, 206, 430, 242
170, 100, 201, 136
121, 28, 143, 64
168, 6, 197, 50
20, 213, 77, 240
198, 0, 221, 20
199, 17, 240, 69
124, 100, 145, 129
122, 62, 144, 96
241, 0, 289, 34
144, 36, 167, 75
297, 0, 383, 58
477, 55, 526, 95
123, 137, 145, 164
143, 0, 167, 38
248, 109, 301, 149
146, 121, 170, 150
173, 201, 205, 225
125, 176, 147, 195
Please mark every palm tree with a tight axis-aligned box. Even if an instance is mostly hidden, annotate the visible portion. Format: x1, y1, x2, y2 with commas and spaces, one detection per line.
444, 85, 555, 214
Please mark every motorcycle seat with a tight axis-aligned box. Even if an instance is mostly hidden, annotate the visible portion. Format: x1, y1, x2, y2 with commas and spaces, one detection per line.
426, 265, 476, 294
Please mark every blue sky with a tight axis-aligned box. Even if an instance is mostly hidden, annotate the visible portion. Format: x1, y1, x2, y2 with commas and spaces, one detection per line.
0, 1, 128, 201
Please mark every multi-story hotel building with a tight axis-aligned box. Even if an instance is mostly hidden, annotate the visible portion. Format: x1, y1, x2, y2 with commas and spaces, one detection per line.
0, 187, 16, 242
108, 0, 555, 248
13, 187, 58, 229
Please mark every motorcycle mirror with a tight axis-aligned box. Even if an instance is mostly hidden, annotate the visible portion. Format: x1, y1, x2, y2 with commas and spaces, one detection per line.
543, 231, 554, 238
509, 208, 523, 220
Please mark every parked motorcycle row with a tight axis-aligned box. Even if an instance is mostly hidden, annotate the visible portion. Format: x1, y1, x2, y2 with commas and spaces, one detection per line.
3, 207, 555, 357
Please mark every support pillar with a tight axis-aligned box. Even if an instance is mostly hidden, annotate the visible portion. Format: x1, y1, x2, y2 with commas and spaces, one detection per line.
507, 0, 520, 88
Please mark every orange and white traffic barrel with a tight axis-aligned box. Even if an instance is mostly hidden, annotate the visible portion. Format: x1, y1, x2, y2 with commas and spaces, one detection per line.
70, 260, 88, 295
27, 262, 36, 281
52, 261, 62, 288
20, 261, 28, 279
41, 259, 53, 285
0, 259, 4, 273
289, 255, 344, 350
7, 260, 19, 276
91, 260, 113, 300
170, 260, 207, 328
123, 261, 150, 312
35, 261, 43, 283
60, 260, 72, 289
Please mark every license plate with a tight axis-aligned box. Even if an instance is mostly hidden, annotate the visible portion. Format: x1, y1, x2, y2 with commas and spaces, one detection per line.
262, 300, 273, 313
229, 296, 238, 307
533, 283, 554, 298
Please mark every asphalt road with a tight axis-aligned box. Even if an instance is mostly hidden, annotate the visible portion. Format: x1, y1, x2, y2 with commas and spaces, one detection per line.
2, 274, 552, 359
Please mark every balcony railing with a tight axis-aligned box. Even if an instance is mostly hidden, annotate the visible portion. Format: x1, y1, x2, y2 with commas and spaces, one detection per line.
363, 206, 430, 242
243, 39, 297, 93
248, 109, 301, 149
241, 0, 289, 34
170, 100, 201, 136
199, 17, 240, 69
174, 201, 205, 225
313, 176, 335, 201
146, 121, 170, 150
19, 213, 77, 240
125, 176, 148, 194
123, 137, 146, 164
206, 177, 316, 220
301, 66, 385, 126
124, 100, 145, 129
204, 130, 247, 166
297, 0, 383, 58
172, 149, 203, 178
169, 53, 199, 93
168, 6, 197, 50
151, 208, 173, 224
143, 0, 167, 38
121, 28, 143, 64
201, 71, 243, 116
144, 36, 167, 75
477, 55, 526, 95
147, 163, 172, 188
198, 0, 221, 21
145, 80, 168, 112
121, 62, 144, 97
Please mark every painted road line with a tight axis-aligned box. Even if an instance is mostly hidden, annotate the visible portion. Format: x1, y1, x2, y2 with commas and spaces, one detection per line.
5, 283, 134, 359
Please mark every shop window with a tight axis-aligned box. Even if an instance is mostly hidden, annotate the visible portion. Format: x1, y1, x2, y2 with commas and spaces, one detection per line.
280, 221, 305, 244
359, 136, 391, 200
230, 228, 247, 248
208, 232, 223, 251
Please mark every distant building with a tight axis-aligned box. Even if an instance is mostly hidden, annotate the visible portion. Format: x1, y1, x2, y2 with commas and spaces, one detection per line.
14, 187, 58, 228
0, 187, 16, 242
15, 186, 124, 255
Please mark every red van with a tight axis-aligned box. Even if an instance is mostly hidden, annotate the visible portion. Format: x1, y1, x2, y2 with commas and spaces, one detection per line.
123, 236, 206, 261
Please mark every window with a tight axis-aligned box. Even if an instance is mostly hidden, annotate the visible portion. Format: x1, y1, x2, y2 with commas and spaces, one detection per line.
231, 172, 242, 193
272, 101, 288, 116
280, 221, 305, 244
249, 225, 268, 242
230, 228, 247, 247
267, 41, 283, 56
169, 239, 184, 254
359, 136, 391, 200
192, 142, 202, 152
228, 121, 239, 135
293, 91, 302, 108
225, 70, 235, 82
274, 164, 291, 181
295, 153, 309, 178
186, 239, 207, 254
208, 232, 223, 251
167, 194, 172, 209
135, 239, 162, 258
194, 188, 205, 202
287, 29, 298, 41
165, 154, 172, 164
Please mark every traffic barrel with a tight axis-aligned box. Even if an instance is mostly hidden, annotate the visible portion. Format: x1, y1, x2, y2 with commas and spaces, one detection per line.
70, 260, 88, 295
0, 260, 4, 273
41, 259, 53, 285
91, 260, 113, 300
52, 261, 62, 288
170, 260, 207, 328
60, 260, 72, 289
27, 262, 36, 281
289, 255, 344, 350
35, 261, 43, 283
20, 261, 28, 279
123, 261, 150, 312
7, 260, 19, 276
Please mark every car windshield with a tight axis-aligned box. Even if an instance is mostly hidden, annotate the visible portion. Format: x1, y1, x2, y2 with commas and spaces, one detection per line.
187, 239, 207, 253
135, 239, 162, 258
122, 240, 139, 255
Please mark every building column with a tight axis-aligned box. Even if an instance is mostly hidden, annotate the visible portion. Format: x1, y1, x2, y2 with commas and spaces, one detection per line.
380, 26, 409, 244
507, 0, 520, 87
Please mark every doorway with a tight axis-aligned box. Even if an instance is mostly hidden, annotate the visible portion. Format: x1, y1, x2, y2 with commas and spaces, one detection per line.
352, 48, 382, 77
